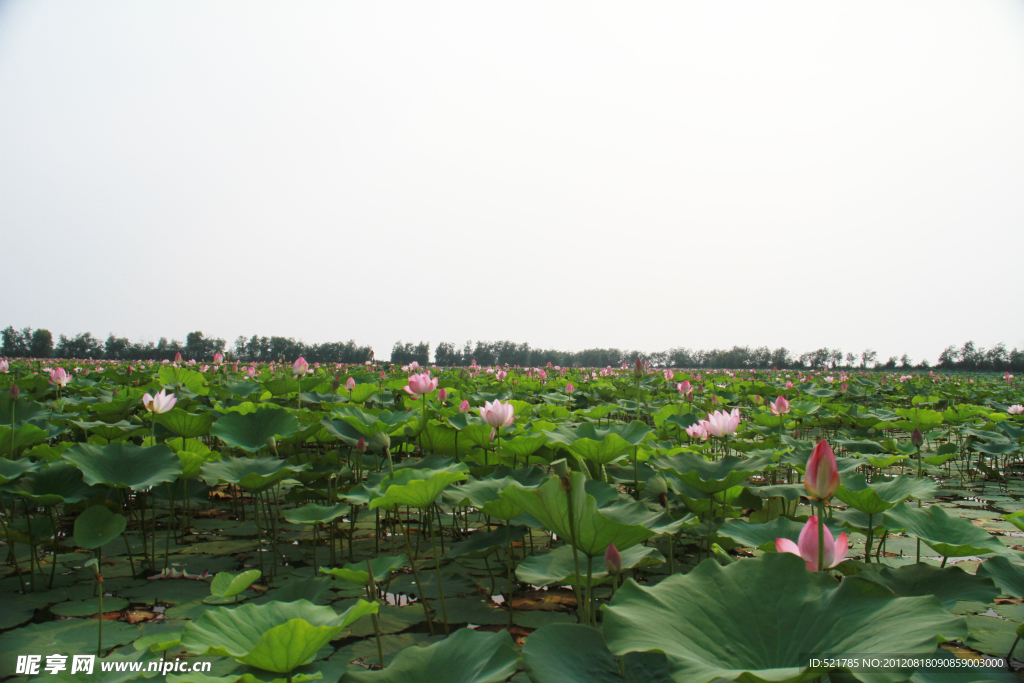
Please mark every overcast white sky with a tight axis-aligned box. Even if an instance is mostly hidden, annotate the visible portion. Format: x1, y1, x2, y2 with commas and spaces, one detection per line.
1, 1, 1022, 363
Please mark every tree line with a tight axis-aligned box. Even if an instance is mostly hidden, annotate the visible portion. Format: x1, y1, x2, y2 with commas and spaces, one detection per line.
4, 325, 1024, 371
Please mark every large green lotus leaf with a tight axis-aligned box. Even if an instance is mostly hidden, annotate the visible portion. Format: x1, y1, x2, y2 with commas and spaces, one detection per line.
211, 570, 263, 598
717, 517, 847, 553
420, 422, 460, 457
200, 455, 309, 492
893, 408, 944, 432
348, 384, 380, 403
502, 434, 548, 457
976, 556, 1024, 598
838, 440, 887, 455
972, 439, 1019, 456
543, 422, 652, 465
159, 366, 209, 395
73, 505, 127, 549
284, 502, 349, 525
226, 380, 263, 398
835, 474, 937, 516
320, 554, 408, 587
0, 457, 41, 485
523, 624, 673, 683
517, 542, 663, 587
0, 423, 48, 456
182, 599, 376, 673
653, 453, 774, 494
885, 503, 1018, 559
156, 408, 216, 439
0, 394, 50, 427
327, 406, 412, 437
369, 470, 468, 510
63, 442, 182, 490
341, 627, 519, 683
456, 477, 525, 520
500, 472, 675, 556
211, 407, 299, 452
71, 419, 143, 442
166, 437, 221, 480
14, 462, 93, 505
851, 564, 1000, 609
0, 620, 138, 673
602, 553, 966, 683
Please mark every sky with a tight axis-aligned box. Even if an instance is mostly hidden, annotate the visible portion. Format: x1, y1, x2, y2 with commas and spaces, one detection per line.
1, 1, 1022, 364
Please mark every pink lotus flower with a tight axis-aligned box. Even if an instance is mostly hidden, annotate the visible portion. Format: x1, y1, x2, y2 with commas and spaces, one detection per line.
404, 372, 438, 396
703, 408, 740, 437
770, 396, 790, 416
438, 388, 448, 401
565, 382, 575, 394
345, 377, 356, 391
1009, 405, 1024, 415
408, 361, 420, 371
677, 380, 691, 395
174, 352, 183, 364
686, 422, 708, 441
247, 366, 257, 378
142, 389, 177, 414
805, 439, 840, 500
49, 367, 70, 387
458, 399, 470, 413
293, 357, 309, 377
663, 370, 674, 381
480, 399, 515, 428
776, 516, 848, 571
785, 381, 794, 389
213, 353, 224, 364
496, 370, 507, 381
0, 360, 8, 373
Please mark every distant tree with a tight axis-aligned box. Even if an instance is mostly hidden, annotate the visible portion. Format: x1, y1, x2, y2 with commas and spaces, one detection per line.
883, 356, 898, 370
55, 332, 102, 359
845, 352, 857, 367
28, 329, 53, 358
860, 349, 878, 368
898, 353, 912, 368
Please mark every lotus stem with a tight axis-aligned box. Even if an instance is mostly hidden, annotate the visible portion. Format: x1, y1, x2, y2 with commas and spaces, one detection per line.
400, 514, 435, 634
366, 561, 385, 669
428, 513, 449, 634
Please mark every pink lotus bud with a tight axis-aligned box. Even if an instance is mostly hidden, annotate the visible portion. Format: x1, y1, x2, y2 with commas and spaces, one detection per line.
605, 543, 622, 576
805, 439, 840, 500
9, 384, 20, 401
633, 357, 645, 379
459, 399, 470, 413
0, 360, 8, 373
345, 377, 356, 391
677, 380, 691, 395
496, 370, 507, 381
785, 381, 794, 389
754, 395, 763, 404
663, 370, 674, 381
213, 353, 224, 364
911, 428, 924, 448
565, 382, 575, 394
686, 421, 708, 441
292, 357, 309, 377
357, 437, 367, 453
770, 396, 790, 416
174, 352, 183, 364
438, 388, 448, 401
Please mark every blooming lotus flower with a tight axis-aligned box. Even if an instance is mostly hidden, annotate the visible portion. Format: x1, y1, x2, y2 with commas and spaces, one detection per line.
408, 361, 420, 371
247, 366, 257, 378
49, 367, 70, 387
404, 372, 438, 396
663, 370, 674, 381
770, 395, 790, 416
703, 408, 740, 437
496, 370, 507, 381
213, 353, 224, 365
677, 380, 691, 395
0, 360, 8, 373
686, 422, 708, 441
292, 357, 309, 377
345, 377, 356, 391
805, 439, 840, 500
142, 389, 177, 414
565, 382, 575, 394
776, 516, 848, 571
459, 399, 470, 413
785, 381, 794, 389
1009, 405, 1024, 415
480, 399, 515, 428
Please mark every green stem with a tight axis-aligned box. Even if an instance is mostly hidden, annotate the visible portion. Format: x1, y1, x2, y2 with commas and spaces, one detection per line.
864, 513, 874, 563
400, 514, 435, 635
428, 513, 449, 634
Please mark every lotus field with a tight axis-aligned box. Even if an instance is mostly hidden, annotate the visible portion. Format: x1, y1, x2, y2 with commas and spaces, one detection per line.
3, 356, 1024, 683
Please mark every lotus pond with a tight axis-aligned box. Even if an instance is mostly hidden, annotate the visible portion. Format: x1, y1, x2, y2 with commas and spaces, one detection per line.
1, 359, 1023, 683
